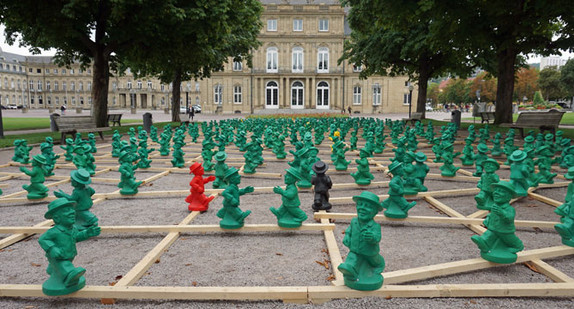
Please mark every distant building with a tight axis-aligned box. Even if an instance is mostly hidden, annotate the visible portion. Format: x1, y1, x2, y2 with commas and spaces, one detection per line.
0, 0, 414, 114
540, 56, 568, 70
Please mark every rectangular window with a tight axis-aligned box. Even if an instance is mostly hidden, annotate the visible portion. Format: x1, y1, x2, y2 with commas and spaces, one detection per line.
293, 19, 303, 31
37, 81, 42, 91
147, 81, 153, 89
267, 19, 277, 31
214, 85, 223, 105
46, 69, 50, 74
353, 86, 362, 105
233, 61, 243, 71
127, 81, 132, 89
54, 82, 59, 91
234, 85, 242, 104
70, 69, 74, 74
63, 82, 67, 91
54, 68, 58, 74
61, 69, 66, 74
87, 82, 92, 91
319, 19, 329, 32
292, 48, 303, 73
404, 93, 412, 105
46, 81, 51, 91
137, 81, 142, 89
353, 64, 363, 72
317, 48, 329, 73
373, 85, 381, 105
267, 48, 278, 73
37, 68, 41, 73
29, 80, 34, 90
71, 82, 75, 91
195, 82, 200, 92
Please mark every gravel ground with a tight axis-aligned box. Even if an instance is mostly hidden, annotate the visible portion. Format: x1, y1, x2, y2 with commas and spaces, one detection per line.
1, 129, 574, 308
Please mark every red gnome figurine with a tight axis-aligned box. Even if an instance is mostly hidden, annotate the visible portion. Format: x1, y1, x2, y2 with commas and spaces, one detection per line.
186, 162, 216, 212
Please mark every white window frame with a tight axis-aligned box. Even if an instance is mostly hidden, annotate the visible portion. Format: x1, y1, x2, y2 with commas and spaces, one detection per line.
266, 47, 278, 73
37, 80, 42, 91
353, 64, 363, 72
353, 86, 362, 105
373, 84, 381, 106
233, 61, 243, 72
137, 81, 142, 89
291, 81, 304, 109
62, 82, 67, 91
147, 81, 153, 89
127, 81, 132, 89
267, 19, 277, 31
319, 19, 329, 32
317, 47, 329, 73
233, 85, 242, 104
293, 19, 303, 31
214, 84, 223, 105
54, 82, 59, 91
316, 81, 329, 109
292, 47, 304, 73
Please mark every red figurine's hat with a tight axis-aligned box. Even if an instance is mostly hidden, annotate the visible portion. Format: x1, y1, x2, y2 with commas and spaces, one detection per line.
189, 162, 202, 174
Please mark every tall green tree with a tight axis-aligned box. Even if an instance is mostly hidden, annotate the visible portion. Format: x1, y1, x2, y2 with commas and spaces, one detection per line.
538, 67, 566, 101
560, 59, 574, 105
339, 0, 473, 119
121, 0, 263, 122
442, 0, 574, 124
0, 0, 178, 127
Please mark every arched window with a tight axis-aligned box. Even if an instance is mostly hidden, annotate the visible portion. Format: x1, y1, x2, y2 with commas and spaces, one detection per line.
317, 47, 329, 73
291, 81, 304, 108
266, 47, 278, 73
292, 47, 303, 73
317, 81, 329, 108
266, 81, 279, 108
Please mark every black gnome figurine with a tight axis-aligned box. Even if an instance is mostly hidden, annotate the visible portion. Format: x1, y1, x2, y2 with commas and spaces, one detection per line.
311, 161, 333, 211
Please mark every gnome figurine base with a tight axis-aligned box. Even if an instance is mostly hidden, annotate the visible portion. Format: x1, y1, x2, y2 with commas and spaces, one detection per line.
471, 181, 524, 264
38, 198, 101, 296
338, 191, 385, 291
270, 168, 308, 228
186, 163, 216, 212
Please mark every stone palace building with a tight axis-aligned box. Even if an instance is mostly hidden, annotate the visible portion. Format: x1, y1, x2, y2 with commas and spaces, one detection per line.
0, 0, 415, 114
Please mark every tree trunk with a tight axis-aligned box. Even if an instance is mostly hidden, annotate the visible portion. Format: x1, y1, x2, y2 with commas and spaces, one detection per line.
92, 48, 110, 127
416, 62, 430, 119
171, 68, 182, 122
494, 48, 516, 125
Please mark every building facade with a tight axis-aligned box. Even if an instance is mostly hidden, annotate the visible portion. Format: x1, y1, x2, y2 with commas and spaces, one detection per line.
0, 0, 415, 114
540, 56, 568, 71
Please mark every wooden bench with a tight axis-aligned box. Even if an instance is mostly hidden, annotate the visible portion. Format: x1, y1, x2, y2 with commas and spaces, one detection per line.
107, 113, 123, 126
402, 112, 423, 125
479, 111, 496, 124
500, 109, 565, 137
54, 116, 110, 144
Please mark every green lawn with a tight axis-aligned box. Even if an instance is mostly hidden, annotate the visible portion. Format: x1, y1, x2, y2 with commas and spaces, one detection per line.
0, 121, 181, 148
1, 117, 141, 131
464, 111, 574, 125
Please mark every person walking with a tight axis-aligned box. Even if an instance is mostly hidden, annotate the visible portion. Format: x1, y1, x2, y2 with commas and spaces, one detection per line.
189, 106, 195, 121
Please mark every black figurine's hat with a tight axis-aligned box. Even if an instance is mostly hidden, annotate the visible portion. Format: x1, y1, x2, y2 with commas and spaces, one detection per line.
312, 161, 329, 174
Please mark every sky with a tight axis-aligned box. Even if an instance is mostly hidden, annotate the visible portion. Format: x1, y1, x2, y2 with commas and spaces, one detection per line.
0, 26, 572, 63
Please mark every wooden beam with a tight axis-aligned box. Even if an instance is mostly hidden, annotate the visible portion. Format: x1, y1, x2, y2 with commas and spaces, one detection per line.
308, 282, 574, 299
319, 213, 344, 286
0, 222, 335, 234
0, 220, 53, 250
114, 211, 201, 287
526, 259, 574, 283
383, 246, 574, 284
528, 192, 562, 207
424, 196, 486, 234
312, 213, 557, 229
0, 284, 309, 301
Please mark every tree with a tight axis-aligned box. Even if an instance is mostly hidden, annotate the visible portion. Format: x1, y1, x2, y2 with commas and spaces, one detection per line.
121, 0, 263, 122
0, 0, 177, 127
560, 59, 574, 104
339, 0, 474, 119
468, 72, 497, 103
538, 67, 566, 101
427, 83, 440, 107
514, 67, 538, 103
441, 0, 574, 124
533, 90, 545, 106
443, 78, 472, 105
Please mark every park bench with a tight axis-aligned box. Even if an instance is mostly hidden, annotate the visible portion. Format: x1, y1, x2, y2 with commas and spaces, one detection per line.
499, 109, 565, 138
402, 112, 423, 125
479, 111, 496, 124
54, 116, 110, 144
107, 113, 123, 126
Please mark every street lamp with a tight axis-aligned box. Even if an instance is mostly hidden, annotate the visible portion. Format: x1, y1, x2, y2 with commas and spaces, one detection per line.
407, 84, 414, 118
